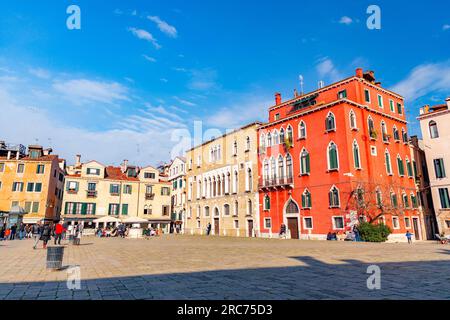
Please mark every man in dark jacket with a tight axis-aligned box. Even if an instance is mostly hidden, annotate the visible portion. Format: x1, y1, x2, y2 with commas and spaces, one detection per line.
10, 224, 17, 240
40, 223, 52, 249
32, 222, 42, 249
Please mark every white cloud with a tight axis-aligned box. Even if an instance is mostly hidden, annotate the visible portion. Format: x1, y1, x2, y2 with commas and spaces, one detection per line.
443, 24, 450, 31
142, 54, 156, 63
339, 16, 353, 25
147, 16, 178, 38
316, 58, 342, 83
128, 27, 161, 49
52, 79, 130, 105
172, 67, 187, 72
205, 95, 270, 129
173, 96, 196, 107
29, 68, 51, 79
188, 69, 219, 91
391, 61, 450, 101
160, 78, 168, 83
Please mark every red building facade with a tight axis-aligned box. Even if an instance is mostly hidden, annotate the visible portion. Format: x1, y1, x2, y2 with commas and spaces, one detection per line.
258, 69, 423, 241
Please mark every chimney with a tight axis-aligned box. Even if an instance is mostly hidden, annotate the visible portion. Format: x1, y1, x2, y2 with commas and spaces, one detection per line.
356, 68, 363, 78
16, 151, 20, 160
75, 154, 81, 167
7, 150, 11, 160
318, 81, 325, 89
424, 105, 430, 114
294, 89, 299, 98
121, 159, 129, 173
375, 81, 382, 87
275, 93, 281, 105
43, 148, 53, 156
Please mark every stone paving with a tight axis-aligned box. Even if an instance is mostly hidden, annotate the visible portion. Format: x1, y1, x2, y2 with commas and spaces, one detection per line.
0, 235, 449, 300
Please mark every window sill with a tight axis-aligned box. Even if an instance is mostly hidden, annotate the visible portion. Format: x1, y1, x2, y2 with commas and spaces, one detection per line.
329, 206, 341, 209
327, 169, 339, 173
302, 207, 311, 210
325, 129, 336, 134
244, 149, 250, 153
297, 137, 306, 141
299, 173, 310, 177
351, 128, 359, 132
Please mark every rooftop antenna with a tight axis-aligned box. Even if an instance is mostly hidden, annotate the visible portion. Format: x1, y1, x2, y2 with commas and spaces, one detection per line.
299, 75, 304, 95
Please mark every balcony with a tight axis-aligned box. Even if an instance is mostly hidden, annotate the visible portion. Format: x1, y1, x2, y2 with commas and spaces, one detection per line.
259, 176, 293, 190
86, 190, 97, 198
145, 193, 155, 200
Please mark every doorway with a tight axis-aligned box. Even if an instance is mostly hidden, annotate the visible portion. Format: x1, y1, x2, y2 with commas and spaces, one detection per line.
214, 218, 220, 236
412, 218, 420, 240
248, 220, 254, 237
287, 218, 299, 239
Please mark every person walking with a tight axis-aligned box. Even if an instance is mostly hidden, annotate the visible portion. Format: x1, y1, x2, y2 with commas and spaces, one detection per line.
406, 231, 414, 244
40, 223, 52, 249
62, 221, 68, 240
54, 222, 63, 245
10, 224, 17, 240
32, 222, 42, 249
279, 223, 287, 239
18, 223, 25, 240
206, 223, 212, 236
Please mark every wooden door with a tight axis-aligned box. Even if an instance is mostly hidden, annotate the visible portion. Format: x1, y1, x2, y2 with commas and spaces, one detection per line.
287, 218, 299, 239
413, 218, 420, 240
214, 218, 220, 236
248, 220, 254, 237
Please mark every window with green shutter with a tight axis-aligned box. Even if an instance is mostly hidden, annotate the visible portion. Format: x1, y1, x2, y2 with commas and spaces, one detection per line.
264, 195, 270, 210
35, 183, 42, 192
364, 89, 370, 102
301, 150, 310, 175
391, 193, 398, 208
353, 142, 360, 169
385, 152, 392, 174
397, 157, 405, 176
122, 204, 128, 216
328, 143, 338, 170
407, 161, 413, 178
302, 191, 311, 208
439, 188, 450, 209
32, 202, 39, 213
81, 203, 87, 215
434, 159, 446, 179
397, 103, 403, 114
27, 183, 34, 192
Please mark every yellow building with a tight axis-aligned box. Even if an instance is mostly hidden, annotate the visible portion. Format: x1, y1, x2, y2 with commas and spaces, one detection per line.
184, 122, 261, 237
0, 142, 65, 227
62, 156, 172, 232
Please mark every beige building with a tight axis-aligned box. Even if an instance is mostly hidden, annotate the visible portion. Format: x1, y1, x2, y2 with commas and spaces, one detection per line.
184, 122, 261, 237
0, 142, 65, 226
418, 98, 450, 236
168, 157, 186, 233
62, 156, 171, 232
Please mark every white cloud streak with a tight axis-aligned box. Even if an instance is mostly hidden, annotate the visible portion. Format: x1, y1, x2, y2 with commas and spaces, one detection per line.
128, 27, 161, 49
148, 16, 178, 38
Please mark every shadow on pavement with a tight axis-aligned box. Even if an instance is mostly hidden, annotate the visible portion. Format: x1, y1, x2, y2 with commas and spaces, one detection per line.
0, 254, 449, 300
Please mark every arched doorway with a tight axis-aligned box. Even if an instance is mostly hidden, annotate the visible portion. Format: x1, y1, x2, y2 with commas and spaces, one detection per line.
284, 199, 300, 239
214, 207, 220, 235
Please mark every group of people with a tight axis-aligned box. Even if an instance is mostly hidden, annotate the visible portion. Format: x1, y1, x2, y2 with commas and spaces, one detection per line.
0, 220, 84, 249
96, 223, 128, 238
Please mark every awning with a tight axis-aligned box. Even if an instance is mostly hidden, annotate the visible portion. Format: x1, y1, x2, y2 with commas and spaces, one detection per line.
122, 217, 149, 224
22, 217, 43, 224
93, 216, 121, 223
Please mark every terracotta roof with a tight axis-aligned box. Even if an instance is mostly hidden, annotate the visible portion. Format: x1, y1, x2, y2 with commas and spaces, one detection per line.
0, 154, 59, 162
105, 166, 139, 181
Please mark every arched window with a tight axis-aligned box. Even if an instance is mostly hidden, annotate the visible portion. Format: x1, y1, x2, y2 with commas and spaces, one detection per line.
300, 149, 310, 175
328, 142, 339, 170
368, 116, 375, 139
226, 173, 231, 194
270, 157, 276, 180
278, 155, 284, 180
385, 150, 392, 175
247, 199, 253, 215
273, 130, 279, 145
234, 200, 238, 216
429, 121, 439, 139
302, 189, 312, 208
264, 195, 270, 210
299, 121, 306, 139
214, 207, 220, 217
325, 112, 336, 131
393, 125, 399, 141
286, 154, 293, 179
329, 186, 340, 207
263, 160, 269, 182
279, 128, 285, 144
402, 128, 408, 143
381, 121, 388, 142
285, 199, 299, 214
402, 192, 410, 208
376, 188, 383, 208
267, 132, 272, 147
349, 110, 357, 129
204, 206, 210, 217
353, 140, 361, 169
224, 204, 230, 216
247, 168, 253, 191
286, 125, 293, 144
397, 155, 405, 176
246, 136, 251, 151
234, 171, 238, 193
406, 157, 413, 178
390, 191, 398, 208
233, 140, 238, 156
260, 133, 266, 149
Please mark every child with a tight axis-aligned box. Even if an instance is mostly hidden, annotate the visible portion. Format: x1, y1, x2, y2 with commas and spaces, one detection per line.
405, 231, 413, 244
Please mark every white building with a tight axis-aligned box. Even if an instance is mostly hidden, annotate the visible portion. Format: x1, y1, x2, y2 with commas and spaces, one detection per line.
168, 157, 186, 233
418, 98, 450, 236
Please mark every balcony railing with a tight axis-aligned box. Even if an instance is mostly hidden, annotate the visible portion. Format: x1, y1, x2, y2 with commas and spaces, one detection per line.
259, 176, 293, 189
86, 190, 97, 198
145, 193, 155, 200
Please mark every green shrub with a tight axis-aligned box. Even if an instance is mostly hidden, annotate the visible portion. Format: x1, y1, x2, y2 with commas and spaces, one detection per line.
357, 222, 392, 242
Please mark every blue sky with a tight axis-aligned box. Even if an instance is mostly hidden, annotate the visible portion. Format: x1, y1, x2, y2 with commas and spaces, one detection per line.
0, 0, 449, 166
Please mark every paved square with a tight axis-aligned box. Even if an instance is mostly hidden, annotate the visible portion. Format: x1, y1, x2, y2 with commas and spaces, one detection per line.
0, 235, 449, 300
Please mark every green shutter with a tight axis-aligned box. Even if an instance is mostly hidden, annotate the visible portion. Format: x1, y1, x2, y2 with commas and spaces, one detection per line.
64, 202, 69, 214
122, 204, 128, 216
92, 203, 96, 215
108, 204, 112, 215
407, 162, 413, 177
306, 154, 310, 173
330, 149, 338, 169
81, 203, 87, 215
354, 146, 360, 168
302, 194, 305, 207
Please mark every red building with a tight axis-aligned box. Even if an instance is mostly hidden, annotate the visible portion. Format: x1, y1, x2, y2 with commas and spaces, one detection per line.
258, 68, 423, 241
